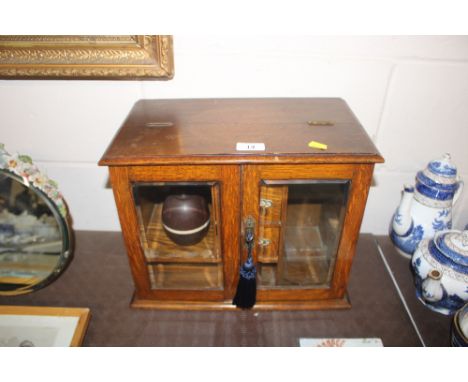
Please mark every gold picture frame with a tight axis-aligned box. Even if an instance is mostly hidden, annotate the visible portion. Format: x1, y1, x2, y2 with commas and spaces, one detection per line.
0, 35, 174, 79
0, 305, 91, 346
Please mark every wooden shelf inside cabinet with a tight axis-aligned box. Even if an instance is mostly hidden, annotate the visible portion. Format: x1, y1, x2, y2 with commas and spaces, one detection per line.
99, 98, 384, 310
147, 263, 223, 290
136, 203, 221, 264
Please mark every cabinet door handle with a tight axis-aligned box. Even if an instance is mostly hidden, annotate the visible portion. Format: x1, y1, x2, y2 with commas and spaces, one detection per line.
258, 238, 271, 247
260, 198, 273, 209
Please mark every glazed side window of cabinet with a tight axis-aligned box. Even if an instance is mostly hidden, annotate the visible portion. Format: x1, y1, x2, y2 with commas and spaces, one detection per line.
242, 164, 374, 304
108, 164, 241, 306
132, 182, 223, 291
255, 179, 349, 289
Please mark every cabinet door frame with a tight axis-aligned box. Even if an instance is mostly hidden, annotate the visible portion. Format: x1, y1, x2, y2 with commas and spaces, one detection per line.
109, 164, 241, 303
241, 163, 374, 303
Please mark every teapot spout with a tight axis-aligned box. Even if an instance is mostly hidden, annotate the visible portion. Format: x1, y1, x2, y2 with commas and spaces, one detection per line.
392, 185, 414, 236
421, 269, 444, 303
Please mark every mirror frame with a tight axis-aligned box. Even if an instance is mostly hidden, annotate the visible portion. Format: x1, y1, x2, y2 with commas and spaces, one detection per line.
0, 145, 73, 295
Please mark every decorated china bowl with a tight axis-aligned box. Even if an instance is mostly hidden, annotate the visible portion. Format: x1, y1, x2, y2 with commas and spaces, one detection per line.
411, 230, 468, 315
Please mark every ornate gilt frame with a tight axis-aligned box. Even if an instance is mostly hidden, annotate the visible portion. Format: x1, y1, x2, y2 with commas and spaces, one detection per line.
0, 35, 174, 79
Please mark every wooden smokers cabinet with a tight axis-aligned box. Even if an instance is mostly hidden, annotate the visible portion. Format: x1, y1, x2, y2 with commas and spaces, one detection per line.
99, 99, 384, 310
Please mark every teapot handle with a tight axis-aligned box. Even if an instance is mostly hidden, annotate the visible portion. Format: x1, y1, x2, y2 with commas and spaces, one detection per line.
454, 178, 464, 205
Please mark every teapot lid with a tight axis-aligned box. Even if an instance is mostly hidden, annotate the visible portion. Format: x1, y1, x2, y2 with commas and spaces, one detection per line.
427, 153, 458, 179
434, 230, 468, 267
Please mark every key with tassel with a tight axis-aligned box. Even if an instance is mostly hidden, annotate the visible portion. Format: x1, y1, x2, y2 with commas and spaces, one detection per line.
233, 216, 257, 308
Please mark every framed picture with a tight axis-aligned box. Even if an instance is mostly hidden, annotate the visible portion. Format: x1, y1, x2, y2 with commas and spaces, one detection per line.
0, 305, 90, 346
0, 35, 173, 79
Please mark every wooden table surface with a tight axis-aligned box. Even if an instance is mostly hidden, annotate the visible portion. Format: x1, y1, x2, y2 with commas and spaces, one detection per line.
0, 231, 452, 346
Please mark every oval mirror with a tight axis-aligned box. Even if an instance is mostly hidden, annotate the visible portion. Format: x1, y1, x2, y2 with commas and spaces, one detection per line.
0, 145, 72, 295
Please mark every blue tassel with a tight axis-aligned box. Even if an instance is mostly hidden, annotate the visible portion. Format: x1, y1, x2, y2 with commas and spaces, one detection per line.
233, 255, 256, 308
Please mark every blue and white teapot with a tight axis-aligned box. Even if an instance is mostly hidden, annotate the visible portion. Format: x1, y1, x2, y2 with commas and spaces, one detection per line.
412, 230, 468, 315
390, 153, 464, 258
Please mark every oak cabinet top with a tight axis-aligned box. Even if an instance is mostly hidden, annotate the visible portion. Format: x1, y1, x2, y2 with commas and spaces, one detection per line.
99, 98, 384, 166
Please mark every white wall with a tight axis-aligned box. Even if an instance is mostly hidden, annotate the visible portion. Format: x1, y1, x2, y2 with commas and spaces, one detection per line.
1, 36, 467, 234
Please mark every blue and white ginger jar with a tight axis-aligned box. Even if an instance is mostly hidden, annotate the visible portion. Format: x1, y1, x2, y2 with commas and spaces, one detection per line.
412, 230, 468, 315
390, 153, 464, 258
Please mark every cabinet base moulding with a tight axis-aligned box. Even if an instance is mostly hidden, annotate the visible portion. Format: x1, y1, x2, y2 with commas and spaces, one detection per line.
130, 293, 351, 311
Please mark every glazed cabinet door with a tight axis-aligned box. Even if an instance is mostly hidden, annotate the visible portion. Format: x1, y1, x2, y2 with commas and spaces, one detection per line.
241, 164, 374, 306
109, 165, 240, 306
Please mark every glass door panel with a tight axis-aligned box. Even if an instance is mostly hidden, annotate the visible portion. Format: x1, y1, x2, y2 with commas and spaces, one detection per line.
257, 180, 349, 289
132, 182, 223, 290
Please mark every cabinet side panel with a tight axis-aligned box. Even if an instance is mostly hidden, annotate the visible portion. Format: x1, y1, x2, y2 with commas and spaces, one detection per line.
331, 163, 375, 296
109, 167, 152, 297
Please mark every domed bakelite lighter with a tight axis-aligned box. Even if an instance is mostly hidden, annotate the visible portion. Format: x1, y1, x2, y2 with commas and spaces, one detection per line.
161, 194, 210, 246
